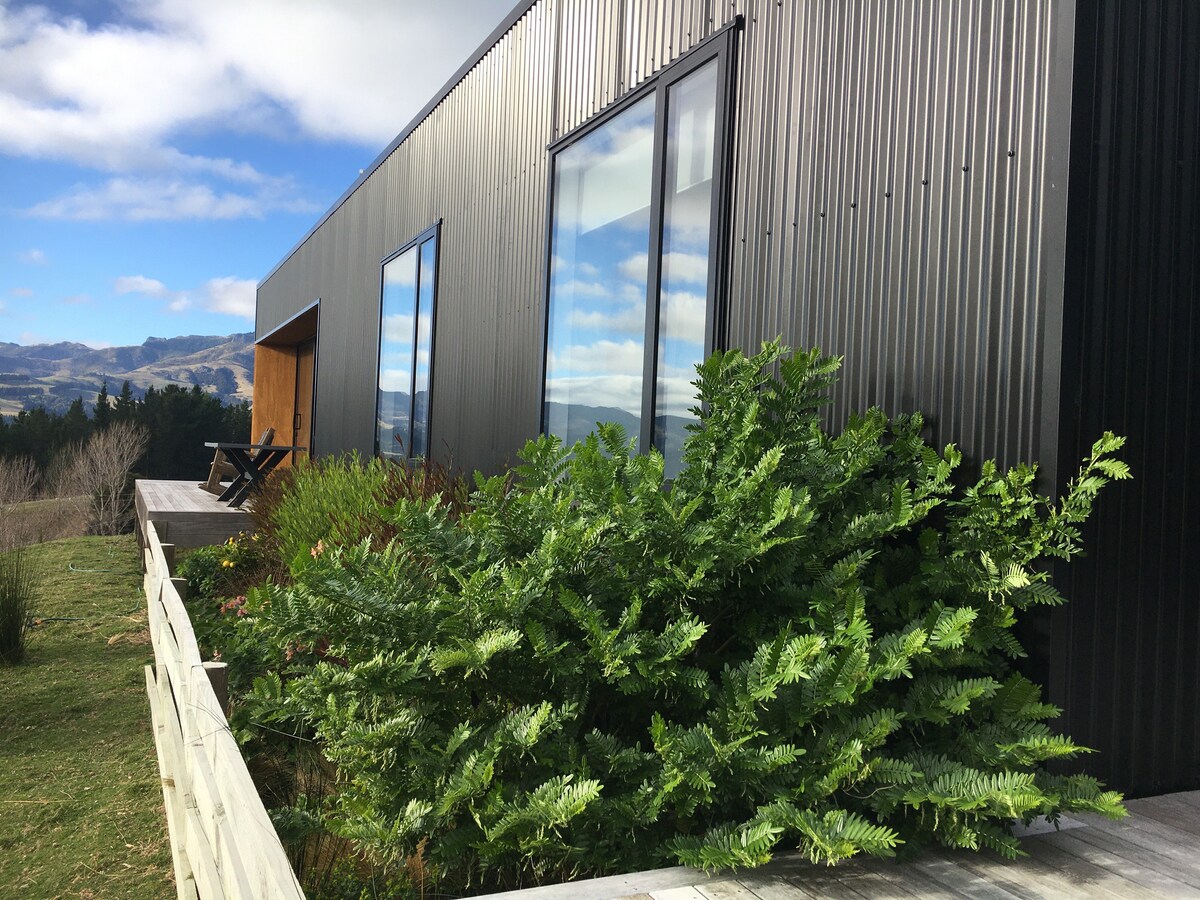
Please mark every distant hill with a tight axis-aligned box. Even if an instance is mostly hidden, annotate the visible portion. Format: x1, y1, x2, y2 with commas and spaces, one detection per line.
0, 332, 254, 416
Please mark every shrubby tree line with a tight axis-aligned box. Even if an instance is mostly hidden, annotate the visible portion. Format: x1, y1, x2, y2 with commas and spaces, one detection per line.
0, 380, 251, 483
0, 380, 250, 545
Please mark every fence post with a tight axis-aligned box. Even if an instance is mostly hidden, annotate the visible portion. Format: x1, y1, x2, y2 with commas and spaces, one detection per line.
161, 543, 176, 576
203, 661, 229, 716
170, 576, 189, 602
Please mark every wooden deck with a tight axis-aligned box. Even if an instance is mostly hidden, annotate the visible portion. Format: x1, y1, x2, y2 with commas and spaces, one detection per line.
134, 479, 253, 549
483, 791, 1200, 899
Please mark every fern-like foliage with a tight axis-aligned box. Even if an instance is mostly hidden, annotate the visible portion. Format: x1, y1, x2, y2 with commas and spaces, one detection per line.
225, 340, 1127, 891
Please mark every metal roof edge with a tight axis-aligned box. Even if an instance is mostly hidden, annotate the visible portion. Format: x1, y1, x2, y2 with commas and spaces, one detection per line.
258, 0, 540, 289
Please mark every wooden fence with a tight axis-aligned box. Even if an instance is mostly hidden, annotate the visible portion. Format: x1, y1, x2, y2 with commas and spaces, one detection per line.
143, 518, 306, 899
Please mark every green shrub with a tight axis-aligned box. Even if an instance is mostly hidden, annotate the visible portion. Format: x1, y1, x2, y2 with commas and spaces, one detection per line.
238, 343, 1127, 890
0, 548, 38, 665
251, 453, 468, 570
177, 534, 274, 696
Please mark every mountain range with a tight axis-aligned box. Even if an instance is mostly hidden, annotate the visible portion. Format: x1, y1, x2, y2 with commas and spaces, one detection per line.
0, 332, 254, 416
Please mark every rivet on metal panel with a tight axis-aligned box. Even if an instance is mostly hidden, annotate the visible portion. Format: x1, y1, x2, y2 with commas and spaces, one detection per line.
884, 192, 891, 199
819, 212, 825, 218
850, 202, 857, 209
1008, 150, 1015, 157
962, 166, 970, 172
922, 179, 928, 185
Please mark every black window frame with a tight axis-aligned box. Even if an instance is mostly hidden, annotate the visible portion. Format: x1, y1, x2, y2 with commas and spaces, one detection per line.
375, 219, 442, 460
538, 21, 739, 456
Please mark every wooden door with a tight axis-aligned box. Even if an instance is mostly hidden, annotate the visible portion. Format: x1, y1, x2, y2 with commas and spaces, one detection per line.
293, 338, 316, 462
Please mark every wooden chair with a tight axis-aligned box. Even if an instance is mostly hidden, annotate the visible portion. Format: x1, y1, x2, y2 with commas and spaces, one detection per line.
201, 426, 275, 494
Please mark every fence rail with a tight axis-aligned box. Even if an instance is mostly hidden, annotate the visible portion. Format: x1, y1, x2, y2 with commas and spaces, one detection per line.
142, 518, 306, 900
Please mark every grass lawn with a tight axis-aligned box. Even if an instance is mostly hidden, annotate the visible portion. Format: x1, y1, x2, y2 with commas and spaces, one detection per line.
0, 534, 173, 898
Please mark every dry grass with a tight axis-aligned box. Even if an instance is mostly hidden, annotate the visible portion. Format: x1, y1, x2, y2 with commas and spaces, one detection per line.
0, 495, 89, 551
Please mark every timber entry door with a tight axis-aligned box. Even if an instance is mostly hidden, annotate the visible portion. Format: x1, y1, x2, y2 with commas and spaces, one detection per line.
293, 338, 316, 462
251, 301, 319, 467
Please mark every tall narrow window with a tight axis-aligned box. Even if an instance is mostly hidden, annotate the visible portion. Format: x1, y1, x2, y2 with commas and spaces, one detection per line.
545, 94, 656, 446
377, 225, 439, 459
543, 36, 730, 477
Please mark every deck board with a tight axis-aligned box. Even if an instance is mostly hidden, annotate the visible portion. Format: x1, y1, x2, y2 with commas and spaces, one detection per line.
134, 479, 253, 549
480, 791, 1200, 900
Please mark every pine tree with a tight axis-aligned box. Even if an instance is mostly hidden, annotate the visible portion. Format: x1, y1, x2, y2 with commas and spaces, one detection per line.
113, 380, 136, 423
93, 382, 112, 430
61, 397, 91, 446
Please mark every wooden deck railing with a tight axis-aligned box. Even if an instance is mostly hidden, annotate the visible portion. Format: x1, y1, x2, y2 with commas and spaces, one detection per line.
142, 518, 306, 900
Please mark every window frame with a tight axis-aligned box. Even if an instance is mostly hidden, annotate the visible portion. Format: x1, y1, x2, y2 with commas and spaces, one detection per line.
375, 220, 442, 460
538, 22, 739, 456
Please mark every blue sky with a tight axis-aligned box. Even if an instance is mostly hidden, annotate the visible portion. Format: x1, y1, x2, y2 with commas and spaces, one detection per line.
0, 0, 515, 349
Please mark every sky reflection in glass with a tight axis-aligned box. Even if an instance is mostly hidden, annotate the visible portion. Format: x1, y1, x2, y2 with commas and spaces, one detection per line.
545, 94, 656, 447
545, 62, 719, 473
411, 237, 437, 458
377, 234, 436, 459
655, 60, 717, 478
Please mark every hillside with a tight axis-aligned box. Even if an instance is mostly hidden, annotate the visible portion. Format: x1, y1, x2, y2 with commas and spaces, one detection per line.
0, 332, 254, 416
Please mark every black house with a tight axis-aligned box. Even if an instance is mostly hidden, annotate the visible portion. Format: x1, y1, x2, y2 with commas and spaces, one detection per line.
252, 0, 1199, 796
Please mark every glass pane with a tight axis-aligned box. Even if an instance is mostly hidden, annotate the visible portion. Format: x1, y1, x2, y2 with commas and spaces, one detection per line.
377, 246, 418, 459
411, 237, 437, 459
656, 60, 718, 478
545, 93, 656, 448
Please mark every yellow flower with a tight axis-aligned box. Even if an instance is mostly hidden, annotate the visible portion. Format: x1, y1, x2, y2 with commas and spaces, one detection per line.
221, 559, 235, 569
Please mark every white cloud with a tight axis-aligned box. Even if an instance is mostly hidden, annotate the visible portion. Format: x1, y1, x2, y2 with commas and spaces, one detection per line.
617, 252, 708, 286
0, 0, 515, 173
17, 248, 47, 264
113, 273, 256, 319
202, 276, 256, 318
660, 290, 708, 341
548, 338, 643, 376
559, 279, 612, 299
115, 274, 172, 298
379, 367, 412, 393
8, 287, 33, 297
544, 374, 643, 415
661, 252, 709, 285
619, 253, 648, 282
383, 313, 415, 344
62, 294, 90, 305
28, 176, 317, 221
568, 303, 644, 335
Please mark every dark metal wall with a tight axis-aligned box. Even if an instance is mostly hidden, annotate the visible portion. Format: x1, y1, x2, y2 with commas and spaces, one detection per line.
1049, 0, 1200, 797
725, 1, 1075, 476
256, 0, 1200, 795
258, 0, 1074, 477
257, 0, 558, 465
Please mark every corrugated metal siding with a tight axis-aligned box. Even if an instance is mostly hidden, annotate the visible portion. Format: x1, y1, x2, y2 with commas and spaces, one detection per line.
1051, 0, 1200, 796
259, 0, 1072, 476
724, 0, 1069, 471
258, 2, 559, 467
